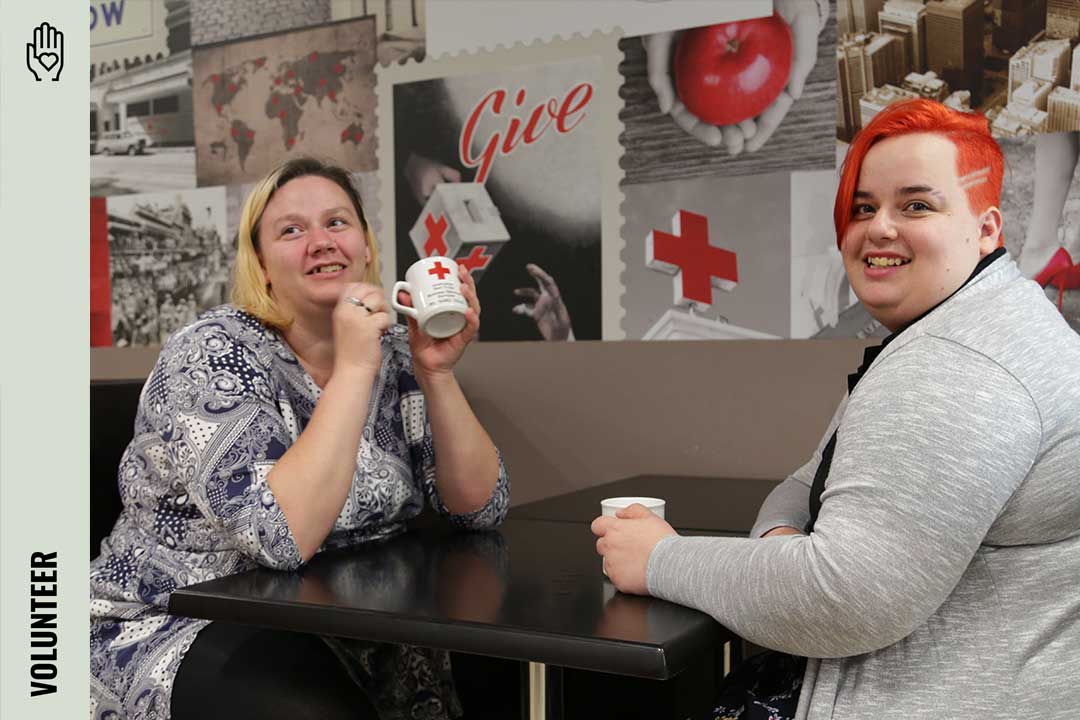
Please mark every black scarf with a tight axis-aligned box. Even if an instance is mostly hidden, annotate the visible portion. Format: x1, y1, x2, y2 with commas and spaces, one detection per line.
806, 248, 1005, 531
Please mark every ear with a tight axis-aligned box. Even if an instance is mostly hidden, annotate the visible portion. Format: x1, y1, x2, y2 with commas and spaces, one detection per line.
257, 252, 271, 288
975, 206, 1003, 256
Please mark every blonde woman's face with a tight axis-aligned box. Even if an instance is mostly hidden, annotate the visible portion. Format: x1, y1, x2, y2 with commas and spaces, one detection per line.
257, 175, 371, 319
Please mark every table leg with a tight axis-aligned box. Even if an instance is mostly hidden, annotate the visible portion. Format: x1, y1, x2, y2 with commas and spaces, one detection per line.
522, 662, 564, 720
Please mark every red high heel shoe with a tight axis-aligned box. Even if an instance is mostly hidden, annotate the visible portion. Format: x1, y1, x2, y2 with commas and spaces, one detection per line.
1033, 247, 1073, 287
1032, 247, 1077, 309
1050, 262, 1080, 310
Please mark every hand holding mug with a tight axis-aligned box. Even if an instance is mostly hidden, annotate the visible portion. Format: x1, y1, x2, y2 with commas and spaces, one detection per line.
393, 258, 480, 376
333, 282, 392, 376
591, 502, 676, 596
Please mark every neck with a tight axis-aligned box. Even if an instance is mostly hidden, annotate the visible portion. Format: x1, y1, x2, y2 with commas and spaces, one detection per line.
281, 311, 336, 387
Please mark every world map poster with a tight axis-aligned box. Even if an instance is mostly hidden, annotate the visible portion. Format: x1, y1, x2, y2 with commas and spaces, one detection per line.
191, 17, 378, 187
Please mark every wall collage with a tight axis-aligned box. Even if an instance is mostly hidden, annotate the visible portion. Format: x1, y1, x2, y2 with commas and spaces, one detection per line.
89, 0, 1080, 356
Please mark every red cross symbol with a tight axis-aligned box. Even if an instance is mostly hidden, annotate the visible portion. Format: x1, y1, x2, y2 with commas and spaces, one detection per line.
423, 214, 449, 257
646, 210, 738, 309
428, 261, 452, 280
458, 245, 492, 274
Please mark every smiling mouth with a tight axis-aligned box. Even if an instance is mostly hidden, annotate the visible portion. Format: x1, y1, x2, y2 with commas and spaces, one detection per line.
308, 263, 345, 275
865, 256, 911, 268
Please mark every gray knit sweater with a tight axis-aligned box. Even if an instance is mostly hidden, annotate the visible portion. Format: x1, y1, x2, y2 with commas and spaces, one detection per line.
647, 254, 1080, 719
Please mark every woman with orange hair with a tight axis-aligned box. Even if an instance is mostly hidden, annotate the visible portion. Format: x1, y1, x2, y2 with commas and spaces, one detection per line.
593, 99, 1080, 718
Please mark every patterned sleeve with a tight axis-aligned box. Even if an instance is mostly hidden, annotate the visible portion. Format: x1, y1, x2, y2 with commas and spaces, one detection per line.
143, 316, 304, 570
395, 345, 510, 530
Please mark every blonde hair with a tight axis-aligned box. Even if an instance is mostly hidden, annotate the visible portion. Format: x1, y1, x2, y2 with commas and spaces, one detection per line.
231, 157, 380, 330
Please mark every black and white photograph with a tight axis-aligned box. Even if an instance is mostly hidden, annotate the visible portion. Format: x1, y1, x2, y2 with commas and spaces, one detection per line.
90, 0, 196, 197
106, 187, 230, 347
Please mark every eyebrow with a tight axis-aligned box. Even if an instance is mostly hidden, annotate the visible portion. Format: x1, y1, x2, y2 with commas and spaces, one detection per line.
271, 207, 356, 226
853, 186, 947, 203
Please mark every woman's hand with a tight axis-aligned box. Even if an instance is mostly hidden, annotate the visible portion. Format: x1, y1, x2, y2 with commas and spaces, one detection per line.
332, 282, 393, 377
591, 504, 678, 596
400, 264, 480, 379
512, 263, 573, 341
404, 152, 462, 205
642, 0, 820, 155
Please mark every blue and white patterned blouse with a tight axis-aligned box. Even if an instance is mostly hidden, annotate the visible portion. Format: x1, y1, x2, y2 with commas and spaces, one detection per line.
89, 305, 510, 719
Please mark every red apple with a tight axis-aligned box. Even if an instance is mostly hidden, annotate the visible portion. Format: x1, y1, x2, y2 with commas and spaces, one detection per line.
674, 12, 793, 127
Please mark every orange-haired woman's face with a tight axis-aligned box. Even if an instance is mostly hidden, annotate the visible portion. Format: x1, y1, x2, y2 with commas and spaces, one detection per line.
840, 133, 999, 332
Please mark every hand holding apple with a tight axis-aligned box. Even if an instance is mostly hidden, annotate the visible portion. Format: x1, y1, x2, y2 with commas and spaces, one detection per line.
674, 12, 793, 127
642, 0, 822, 155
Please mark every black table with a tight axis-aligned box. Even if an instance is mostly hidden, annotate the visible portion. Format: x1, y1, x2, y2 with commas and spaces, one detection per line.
509, 475, 781, 533
168, 518, 736, 719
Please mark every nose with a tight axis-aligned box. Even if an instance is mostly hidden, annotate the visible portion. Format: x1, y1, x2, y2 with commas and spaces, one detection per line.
308, 227, 335, 254
865, 206, 898, 244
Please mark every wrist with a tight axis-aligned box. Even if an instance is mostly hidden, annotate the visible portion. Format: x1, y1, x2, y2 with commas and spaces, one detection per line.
327, 363, 378, 394
415, 367, 457, 393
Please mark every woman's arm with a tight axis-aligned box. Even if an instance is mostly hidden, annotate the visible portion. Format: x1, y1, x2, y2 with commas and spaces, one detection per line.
267, 283, 393, 562
417, 371, 500, 514
266, 364, 376, 562
646, 339, 1040, 658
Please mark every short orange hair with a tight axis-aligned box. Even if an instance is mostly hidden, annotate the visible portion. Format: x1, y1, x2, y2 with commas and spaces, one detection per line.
834, 99, 1003, 248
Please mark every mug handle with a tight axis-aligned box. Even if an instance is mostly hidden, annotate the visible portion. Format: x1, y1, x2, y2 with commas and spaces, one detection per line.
391, 281, 418, 319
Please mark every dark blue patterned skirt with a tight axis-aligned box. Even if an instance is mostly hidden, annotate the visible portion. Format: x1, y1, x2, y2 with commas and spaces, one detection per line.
708, 651, 805, 720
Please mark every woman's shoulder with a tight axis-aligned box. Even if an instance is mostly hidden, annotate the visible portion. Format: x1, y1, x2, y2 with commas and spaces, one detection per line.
155, 305, 286, 378
162, 305, 274, 349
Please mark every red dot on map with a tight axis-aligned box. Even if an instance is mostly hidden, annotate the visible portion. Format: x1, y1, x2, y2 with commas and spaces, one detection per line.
319, 78, 326, 86
287, 70, 295, 78
274, 77, 282, 85
354, 132, 363, 142
231, 127, 239, 137
271, 95, 279, 104
341, 129, 349, 140
247, 130, 255, 139
295, 86, 302, 95
328, 90, 336, 101
287, 137, 296, 147
215, 105, 222, 114
211, 74, 218, 82
255, 58, 264, 67
228, 83, 237, 93
310, 52, 318, 62
334, 64, 344, 74
279, 110, 287, 118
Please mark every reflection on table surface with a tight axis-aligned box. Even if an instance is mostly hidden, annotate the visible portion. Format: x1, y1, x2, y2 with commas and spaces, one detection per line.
170, 519, 734, 678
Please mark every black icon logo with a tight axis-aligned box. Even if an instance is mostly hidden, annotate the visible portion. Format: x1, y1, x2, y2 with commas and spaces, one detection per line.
27, 22, 64, 82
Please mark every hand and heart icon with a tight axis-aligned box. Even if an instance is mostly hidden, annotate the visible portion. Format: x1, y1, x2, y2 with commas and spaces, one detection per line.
26, 21, 64, 82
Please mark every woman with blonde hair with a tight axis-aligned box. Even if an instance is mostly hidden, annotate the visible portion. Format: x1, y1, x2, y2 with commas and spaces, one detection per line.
90, 157, 509, 720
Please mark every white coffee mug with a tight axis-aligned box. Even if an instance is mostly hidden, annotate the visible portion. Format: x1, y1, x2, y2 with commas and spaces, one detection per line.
391, 256, 469, 338
601, 497, 666, 520
600, 497, 665, 576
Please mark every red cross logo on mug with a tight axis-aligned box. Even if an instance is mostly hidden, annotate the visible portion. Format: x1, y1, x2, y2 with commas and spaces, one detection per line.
428, 261, 451, 280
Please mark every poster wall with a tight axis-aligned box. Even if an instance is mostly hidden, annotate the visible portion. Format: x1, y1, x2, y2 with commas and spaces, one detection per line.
90, 0, 1079, 351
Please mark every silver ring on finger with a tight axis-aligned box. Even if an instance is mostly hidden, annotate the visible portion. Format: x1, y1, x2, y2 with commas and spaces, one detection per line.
345, 296, 372, 313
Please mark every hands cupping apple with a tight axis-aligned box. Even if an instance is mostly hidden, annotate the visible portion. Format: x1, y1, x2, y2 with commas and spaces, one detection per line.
644, 0, 821, 155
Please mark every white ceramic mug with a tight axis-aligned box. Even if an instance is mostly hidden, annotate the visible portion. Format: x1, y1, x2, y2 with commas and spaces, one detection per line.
391, 256, 469, 338
600, 497, 666, 576
601, 496, 666, 520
